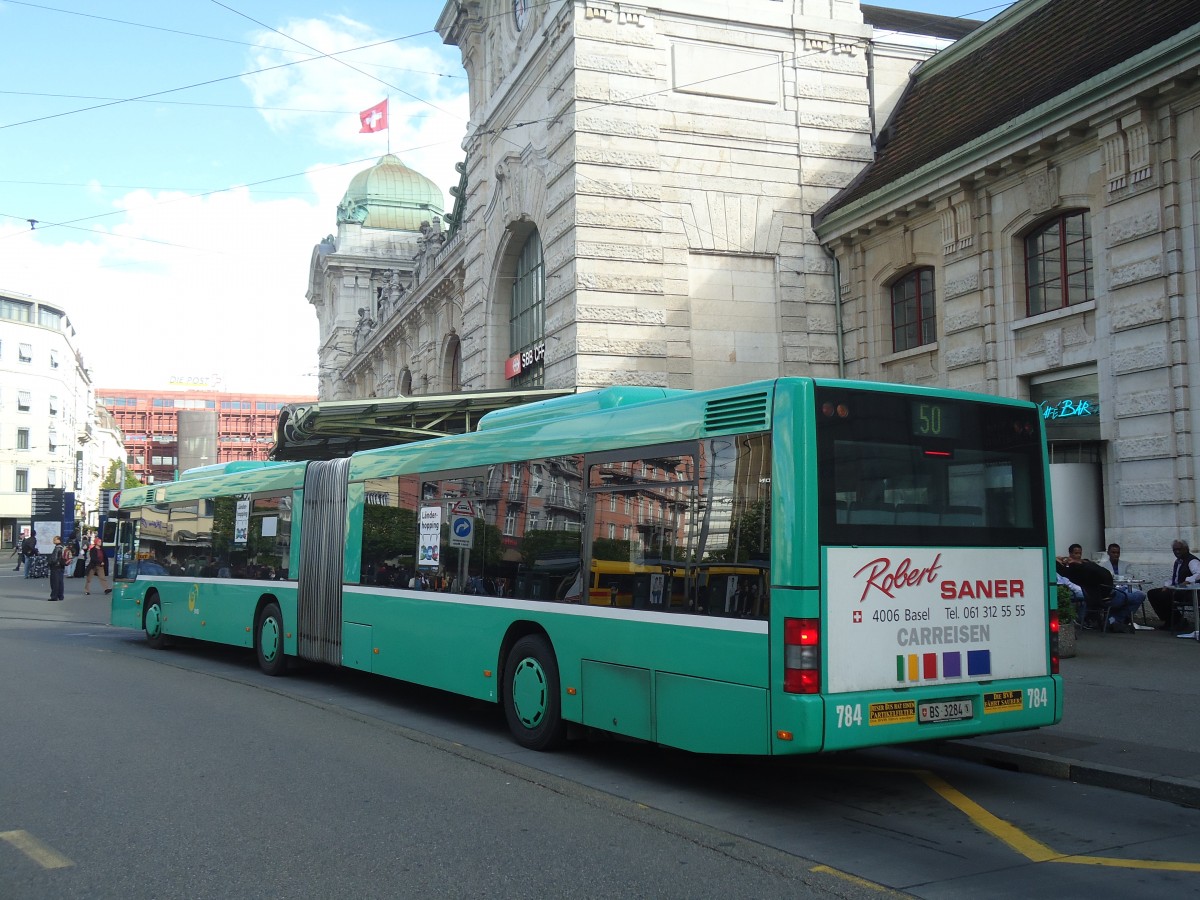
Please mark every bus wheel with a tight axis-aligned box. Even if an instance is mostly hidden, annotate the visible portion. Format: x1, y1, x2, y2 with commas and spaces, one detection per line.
144, 595, 167, 650
503, 635, 567, 751
255, 602, 287, 677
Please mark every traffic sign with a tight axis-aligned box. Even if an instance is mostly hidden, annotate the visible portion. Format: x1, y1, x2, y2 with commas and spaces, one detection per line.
450, 514, 474, 549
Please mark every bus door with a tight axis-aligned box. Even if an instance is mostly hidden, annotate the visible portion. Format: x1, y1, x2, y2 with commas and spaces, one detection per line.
102, 514, 136, 581
297, 457, 350, 666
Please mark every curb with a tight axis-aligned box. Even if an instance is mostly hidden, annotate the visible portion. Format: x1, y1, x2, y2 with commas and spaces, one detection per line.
925, 739, 1200, 810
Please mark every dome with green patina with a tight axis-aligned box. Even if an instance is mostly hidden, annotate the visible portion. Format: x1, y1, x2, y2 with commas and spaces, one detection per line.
336, 154, 445, 232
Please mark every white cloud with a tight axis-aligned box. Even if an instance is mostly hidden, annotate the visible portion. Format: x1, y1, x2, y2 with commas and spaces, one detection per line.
0, 15, 470, 399
240, 16, 470, 211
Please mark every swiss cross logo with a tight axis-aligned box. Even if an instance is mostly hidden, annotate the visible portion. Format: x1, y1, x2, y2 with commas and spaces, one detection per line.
853, 610, 863, 624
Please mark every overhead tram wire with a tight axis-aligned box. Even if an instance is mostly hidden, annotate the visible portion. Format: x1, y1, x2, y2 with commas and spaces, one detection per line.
0, 91, 447, 115
3, 3, 997, 262
209, 0, 464, 124
0, 28, 444, 131
7, 0, 453, 81
4, 0, 322, 53
8, 0, 772, 247
0, 137, 457, 245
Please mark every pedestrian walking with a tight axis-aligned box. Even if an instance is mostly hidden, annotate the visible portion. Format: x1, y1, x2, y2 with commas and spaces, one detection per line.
11, 539, 22, 571
84, 537, 112, 595
21, 533, 37, 578
46, 535, 72, 601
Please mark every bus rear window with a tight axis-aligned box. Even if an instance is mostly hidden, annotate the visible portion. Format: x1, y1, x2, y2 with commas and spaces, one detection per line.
814, 387, 1046, 547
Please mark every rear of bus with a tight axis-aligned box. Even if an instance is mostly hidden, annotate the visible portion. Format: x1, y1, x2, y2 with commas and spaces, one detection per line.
788, 381, 1061, 751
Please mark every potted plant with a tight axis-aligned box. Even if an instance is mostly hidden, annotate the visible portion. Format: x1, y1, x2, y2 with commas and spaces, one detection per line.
1057, 584, 1077, 658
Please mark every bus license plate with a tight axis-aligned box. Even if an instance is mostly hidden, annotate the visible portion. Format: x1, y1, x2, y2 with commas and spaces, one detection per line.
919, 699, 973, 723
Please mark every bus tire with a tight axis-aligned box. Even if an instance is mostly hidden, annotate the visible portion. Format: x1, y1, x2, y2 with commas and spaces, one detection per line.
255, 602, 287, 677
503, 634, 567, 751
144, 595, 167, 650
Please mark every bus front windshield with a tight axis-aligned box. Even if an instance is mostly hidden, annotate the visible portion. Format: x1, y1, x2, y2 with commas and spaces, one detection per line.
814, 387, 1047, 548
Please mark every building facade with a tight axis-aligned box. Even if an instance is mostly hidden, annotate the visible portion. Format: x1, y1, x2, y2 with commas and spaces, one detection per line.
814, 0, 1200, 563
97, 389, 315, 485
308, 154, 462, 402
310, 0, 972, 400
307, 0, 1200, 564
0, 289, 116, 542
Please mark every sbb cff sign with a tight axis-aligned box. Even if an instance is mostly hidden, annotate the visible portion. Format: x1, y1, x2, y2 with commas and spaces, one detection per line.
504, 342, 545, 379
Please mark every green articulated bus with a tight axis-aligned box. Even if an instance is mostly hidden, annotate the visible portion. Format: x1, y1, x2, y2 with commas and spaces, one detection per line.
109, 377, 1062, 753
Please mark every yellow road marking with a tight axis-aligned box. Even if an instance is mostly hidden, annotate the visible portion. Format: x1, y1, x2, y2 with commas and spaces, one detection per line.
915, 770, 1200, 872
0, 830, 73, 869
1055, 854, 1200, 872
810, 863, 902, 893
916, 770, 1059, 862
808, 763, 1200, 873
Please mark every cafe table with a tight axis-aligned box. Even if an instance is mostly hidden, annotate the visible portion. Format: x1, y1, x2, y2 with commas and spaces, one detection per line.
1171, 582, 1200, 641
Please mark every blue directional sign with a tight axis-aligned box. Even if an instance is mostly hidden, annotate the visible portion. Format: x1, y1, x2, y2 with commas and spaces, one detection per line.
450, 514, 474, 549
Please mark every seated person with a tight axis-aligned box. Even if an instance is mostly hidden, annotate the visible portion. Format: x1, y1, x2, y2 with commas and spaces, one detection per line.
1099, 542, 1147, 630
1147, 539, 1200, 632
1056, 543, 1114, 628
1057, 572, 1084, 611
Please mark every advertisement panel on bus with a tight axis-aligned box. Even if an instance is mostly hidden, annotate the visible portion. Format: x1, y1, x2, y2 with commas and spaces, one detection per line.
825, 546, 1048, 693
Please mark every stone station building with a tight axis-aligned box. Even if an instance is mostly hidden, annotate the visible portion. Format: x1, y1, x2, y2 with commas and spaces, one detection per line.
306, 0, 1200, 564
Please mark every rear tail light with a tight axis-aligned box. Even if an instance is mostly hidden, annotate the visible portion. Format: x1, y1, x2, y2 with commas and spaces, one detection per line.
784, 617, 820, 693
1049, 610, 1060, 675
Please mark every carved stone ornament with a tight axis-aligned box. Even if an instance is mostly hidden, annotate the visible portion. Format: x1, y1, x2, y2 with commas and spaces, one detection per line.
1027, 166, 1060, 215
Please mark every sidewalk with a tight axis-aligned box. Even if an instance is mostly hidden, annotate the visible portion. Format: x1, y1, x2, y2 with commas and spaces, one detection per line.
4, 570, 1200, 806
928, 622, 1200, 808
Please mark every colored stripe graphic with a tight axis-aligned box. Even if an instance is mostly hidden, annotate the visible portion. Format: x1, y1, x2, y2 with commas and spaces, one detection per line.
943, 651, 962, 678
967, 649, 992, 676
895, 650, 977, 682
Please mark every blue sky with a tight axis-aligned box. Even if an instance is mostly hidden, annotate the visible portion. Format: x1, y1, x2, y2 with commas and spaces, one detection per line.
0, 1, 1011, 396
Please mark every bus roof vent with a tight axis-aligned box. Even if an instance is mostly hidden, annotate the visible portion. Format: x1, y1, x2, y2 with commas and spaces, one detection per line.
703, 392, 770, 433
125, 487, 155, 506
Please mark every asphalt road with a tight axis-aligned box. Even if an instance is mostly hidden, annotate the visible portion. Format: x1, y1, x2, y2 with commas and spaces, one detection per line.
4, 574, 1200, 898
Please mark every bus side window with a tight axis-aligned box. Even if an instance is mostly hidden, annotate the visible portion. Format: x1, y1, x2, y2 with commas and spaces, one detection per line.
942, 505, 983, 526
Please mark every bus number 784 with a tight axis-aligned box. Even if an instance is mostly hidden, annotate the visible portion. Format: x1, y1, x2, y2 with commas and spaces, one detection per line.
836, 704, 863, 728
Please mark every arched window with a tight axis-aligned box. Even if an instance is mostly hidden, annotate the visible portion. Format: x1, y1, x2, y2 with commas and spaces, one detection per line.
890, 267, 936, 353
1025, 210, 1092, 316
400, 368, 412, 395
446, 336, 462, 392
509, 230, 545, 388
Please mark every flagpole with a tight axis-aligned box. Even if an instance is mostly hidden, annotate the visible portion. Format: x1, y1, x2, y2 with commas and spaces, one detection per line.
386, 94, 391, 155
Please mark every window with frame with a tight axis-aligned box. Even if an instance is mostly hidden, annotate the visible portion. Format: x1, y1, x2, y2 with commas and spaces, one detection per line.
508, 230, 545, 388
1025, 210, 1093, 316
890, 268, 937, 352
50, 349, 59, 368
0, 299, 31, 321
17, 428, 29, 450
17, 391, 31, 412
18, 343, 32, 363
48, 429, 57, 453
49, 395, 59, 416
586, 436, 772, 618
15, 469, 28, 493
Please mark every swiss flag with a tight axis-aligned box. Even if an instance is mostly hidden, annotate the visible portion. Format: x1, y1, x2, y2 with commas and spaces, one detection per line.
359, 99, 388, 133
